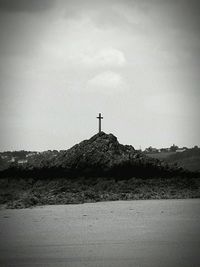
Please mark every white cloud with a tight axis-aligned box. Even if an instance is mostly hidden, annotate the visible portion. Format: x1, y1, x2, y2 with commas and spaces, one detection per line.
1, 0, 200, 150
87, 71, 128, 94
80, 48, 126, 68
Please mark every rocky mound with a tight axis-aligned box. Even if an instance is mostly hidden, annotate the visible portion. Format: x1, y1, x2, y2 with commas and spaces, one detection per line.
1, 132, 190, 178
54, 132, 137, 172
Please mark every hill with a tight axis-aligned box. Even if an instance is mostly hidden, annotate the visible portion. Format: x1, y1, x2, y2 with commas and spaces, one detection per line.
146, 152, 176, 160
165, 148, 200, 172
147, 148, 200, 172
0, 150, 37, 171
0, 132, 199, 208
0, 132, 190, 178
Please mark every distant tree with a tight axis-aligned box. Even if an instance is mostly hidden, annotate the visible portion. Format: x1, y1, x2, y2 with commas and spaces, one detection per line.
170, 144, 178, 152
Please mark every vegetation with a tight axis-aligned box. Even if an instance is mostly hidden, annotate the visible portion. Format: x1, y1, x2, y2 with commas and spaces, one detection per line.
165, 148, 200, 172
146, 147, 200, 172
146, 152, 176, 159
0, 134, 199, 209
0, 176, 199, 209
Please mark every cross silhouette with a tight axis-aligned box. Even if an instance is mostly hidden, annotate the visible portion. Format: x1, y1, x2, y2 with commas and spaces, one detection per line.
97, 113, 103, 133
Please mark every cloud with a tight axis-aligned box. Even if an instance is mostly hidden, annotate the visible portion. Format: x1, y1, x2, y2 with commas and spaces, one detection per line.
0, 0, 53, 13
0, 0, 200, 150
87, 71, 128, 94
80, 48, 126, 68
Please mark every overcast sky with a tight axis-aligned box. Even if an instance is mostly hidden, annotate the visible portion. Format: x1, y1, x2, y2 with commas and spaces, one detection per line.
0, 0, 200, 151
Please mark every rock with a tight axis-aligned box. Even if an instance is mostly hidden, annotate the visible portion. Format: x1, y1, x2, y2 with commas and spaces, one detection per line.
52, 132, 137, 174
0, 132, 193, 178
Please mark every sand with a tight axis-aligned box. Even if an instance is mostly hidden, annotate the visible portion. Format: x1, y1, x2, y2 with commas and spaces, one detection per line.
0, 199, 200, 266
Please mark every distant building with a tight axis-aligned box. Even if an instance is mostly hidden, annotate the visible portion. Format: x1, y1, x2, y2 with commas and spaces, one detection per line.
9, 157, 16, 163
26, 152, 37, 158
18, 159, 28, 164
176, 148, 186, 153
1, 155, 8, 159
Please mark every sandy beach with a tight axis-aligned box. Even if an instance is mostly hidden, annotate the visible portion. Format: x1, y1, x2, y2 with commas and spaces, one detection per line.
0, 199, 200, 267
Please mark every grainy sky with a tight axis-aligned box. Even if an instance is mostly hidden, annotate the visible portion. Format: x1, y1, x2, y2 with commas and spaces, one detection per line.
0, 0, 200, 151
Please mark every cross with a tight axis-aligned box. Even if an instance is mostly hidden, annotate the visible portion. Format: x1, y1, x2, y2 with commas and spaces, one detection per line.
97, 113, 103, 133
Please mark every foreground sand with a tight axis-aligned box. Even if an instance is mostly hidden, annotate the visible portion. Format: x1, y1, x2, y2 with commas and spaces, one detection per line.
0, 199, 200, 267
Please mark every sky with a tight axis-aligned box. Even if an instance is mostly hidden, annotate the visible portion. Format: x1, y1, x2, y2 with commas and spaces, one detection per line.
0, 0, 200, 151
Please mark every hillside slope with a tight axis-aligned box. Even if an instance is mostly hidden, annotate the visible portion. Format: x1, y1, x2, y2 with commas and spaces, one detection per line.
165, 148, 200, 172
1, 132, 191, 178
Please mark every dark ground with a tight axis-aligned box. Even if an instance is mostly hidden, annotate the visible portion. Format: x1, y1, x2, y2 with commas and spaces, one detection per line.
1, 176, 200, 209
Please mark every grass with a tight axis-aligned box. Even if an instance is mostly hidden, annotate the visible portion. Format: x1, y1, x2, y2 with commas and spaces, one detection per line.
0, 176, 200, 209
146, 149, 200, 172
146, 152, 176, 159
